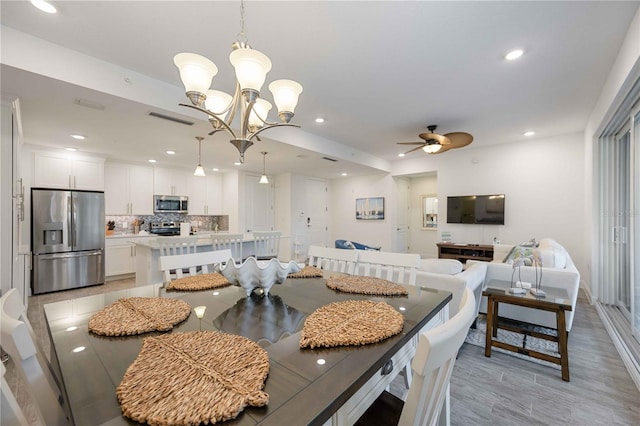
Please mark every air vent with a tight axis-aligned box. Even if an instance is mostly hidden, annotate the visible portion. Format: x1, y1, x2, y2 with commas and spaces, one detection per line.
322, 156, 338, 162
148, 111, 194, 126
74, 98, 105, 111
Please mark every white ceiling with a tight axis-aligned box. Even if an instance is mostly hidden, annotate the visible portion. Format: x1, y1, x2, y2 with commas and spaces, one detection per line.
1, 1, 638, 178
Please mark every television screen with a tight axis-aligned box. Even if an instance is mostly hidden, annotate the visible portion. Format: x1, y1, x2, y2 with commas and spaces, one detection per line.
447, 194, 505, 225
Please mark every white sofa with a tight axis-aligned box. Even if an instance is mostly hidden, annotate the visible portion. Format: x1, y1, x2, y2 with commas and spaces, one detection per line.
416, 259, 487, 318
472, 238, 580, 332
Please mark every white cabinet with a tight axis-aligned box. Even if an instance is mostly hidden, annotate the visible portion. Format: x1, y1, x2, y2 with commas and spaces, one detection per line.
105, 163, 154, 215
33, 151, 104, 190
106, 239, 136, 278
188, 174, 223, 215
154, 167, 189, 195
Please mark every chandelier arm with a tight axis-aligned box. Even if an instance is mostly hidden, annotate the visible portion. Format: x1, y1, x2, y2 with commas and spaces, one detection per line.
248, 123, 301, 140
242, 99, 256, 138
226, 82, 242, 127
179, 103, 238, 139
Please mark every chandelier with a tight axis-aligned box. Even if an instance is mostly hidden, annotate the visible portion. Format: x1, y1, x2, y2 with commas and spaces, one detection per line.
173, 0, 303, 163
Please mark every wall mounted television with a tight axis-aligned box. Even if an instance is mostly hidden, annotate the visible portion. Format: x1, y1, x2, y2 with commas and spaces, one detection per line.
446, 194, 505, 225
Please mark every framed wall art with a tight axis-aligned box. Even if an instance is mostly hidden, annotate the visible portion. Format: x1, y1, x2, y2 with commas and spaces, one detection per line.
356, 197, 385, 220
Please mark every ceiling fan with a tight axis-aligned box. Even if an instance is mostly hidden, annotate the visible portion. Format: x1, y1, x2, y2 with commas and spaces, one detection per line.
398, 125, 473, 155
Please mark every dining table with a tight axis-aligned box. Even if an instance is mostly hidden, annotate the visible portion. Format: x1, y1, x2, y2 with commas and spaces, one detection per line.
43, 273, 451, 426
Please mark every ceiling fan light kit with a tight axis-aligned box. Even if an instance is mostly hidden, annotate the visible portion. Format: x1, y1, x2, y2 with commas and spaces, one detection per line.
173, 0, 302, 164
398, 124, 473, 156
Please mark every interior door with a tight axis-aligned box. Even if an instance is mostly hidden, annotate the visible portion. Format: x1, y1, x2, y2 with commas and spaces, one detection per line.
303, 178, 328, 254
394, 177, 410, 253
245, 174, 274, 232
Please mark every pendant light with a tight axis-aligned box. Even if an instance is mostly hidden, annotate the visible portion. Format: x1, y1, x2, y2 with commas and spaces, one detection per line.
260, 151, 269, 184
194, 136, 206, 176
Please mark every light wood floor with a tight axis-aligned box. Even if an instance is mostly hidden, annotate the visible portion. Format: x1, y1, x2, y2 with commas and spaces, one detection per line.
6, 280, 640, 425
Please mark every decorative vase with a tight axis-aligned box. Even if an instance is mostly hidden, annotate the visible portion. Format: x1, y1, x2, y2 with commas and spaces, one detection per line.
220, 257, 302, 296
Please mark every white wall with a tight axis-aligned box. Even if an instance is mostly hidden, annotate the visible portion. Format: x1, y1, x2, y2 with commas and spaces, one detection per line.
1, 101, 12, 296
329, 173, 396, 251
330, 132, 586, 281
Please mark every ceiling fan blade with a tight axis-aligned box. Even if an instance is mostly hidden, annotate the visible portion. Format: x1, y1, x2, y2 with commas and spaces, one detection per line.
397, 141, 426, 146
444, 132, 473, 148
405, 145, 427, 154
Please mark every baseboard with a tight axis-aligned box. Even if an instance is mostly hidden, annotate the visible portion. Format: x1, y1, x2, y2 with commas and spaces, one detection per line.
595, 302, 640, 392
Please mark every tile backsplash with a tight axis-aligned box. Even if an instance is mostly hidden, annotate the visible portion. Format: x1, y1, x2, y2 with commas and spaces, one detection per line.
105, 214, 229, 234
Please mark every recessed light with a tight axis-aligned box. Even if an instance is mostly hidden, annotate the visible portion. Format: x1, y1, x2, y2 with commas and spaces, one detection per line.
72, 346, 85, 353
65, 326, 77, 332
398, 153, 405, 157
234, 162, 241, 166
212, 168, 219, 172
148, 159, 157, 163
523, 130, 535, 137
316, 358, 326, 365
65, 147, 77, 152
341, 172, 348, 176
30, 0, 57, 14
166, 150, 175, 155
505, 49, 524, 61
315, 117, 325, 124
70, 134, 85, 140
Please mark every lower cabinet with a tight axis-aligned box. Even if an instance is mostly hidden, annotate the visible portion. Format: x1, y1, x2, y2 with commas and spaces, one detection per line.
106, 239, 136, 279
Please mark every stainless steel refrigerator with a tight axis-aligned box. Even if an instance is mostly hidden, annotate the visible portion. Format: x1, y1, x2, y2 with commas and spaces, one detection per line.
31, 189, 105, 294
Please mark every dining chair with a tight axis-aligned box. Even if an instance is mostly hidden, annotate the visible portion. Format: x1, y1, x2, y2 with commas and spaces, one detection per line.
354, 250, 421, 285
156, 235, 198, 256
252, 231, 281, 260
1, 362, 29, 425
1, 291, 70, 426
308, 245, 358, 274
356, 288, 476, 426
211, 233, 244, 263
159, 249, 232, 283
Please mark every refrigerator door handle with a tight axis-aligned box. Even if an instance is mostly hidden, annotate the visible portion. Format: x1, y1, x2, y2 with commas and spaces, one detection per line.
37, 251, 103, 260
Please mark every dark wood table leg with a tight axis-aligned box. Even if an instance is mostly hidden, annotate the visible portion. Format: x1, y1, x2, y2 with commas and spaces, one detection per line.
485, 295, 494, 357
492, 299, 499, 338
556, 309, 570, 381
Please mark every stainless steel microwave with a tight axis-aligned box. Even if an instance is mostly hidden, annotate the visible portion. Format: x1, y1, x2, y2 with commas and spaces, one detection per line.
154, 195, 188, 213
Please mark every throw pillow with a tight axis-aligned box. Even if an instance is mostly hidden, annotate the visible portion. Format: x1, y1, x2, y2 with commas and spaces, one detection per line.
503, 245, 534, 264
344, 240, 356, 250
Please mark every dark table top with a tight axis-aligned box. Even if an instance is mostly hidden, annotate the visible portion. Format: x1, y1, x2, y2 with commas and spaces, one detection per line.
44, 274, 451, 426
484, 279, 572, 309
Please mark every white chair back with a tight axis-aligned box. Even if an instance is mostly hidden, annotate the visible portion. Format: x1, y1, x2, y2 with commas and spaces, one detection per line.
355, 250, 420, 285
211, 233, 244, 263
157, 236, 198, 256
159, 249, 232, 283
1, 290, 69, 426
308, 245, 358, 274
399, 288, 476, 426
1, 362, 29, 425
253, 231, 281, 260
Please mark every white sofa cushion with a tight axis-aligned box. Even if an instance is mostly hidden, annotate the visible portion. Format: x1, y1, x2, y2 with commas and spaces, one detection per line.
419, 258, 463, 275
537, 238, 568, 269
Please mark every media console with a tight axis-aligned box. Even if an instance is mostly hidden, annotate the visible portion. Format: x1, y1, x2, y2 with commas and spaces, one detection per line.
437, 242, 494, 263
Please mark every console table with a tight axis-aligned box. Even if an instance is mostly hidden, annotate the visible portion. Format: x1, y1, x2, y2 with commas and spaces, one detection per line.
437, 242, 494, 263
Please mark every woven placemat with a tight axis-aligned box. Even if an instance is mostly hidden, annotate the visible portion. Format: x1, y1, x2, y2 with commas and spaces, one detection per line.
326, 275, 408, 296
288, 265, 323, 278
117, 331, 269, 426
300, 300, 404, 349
166, 272, 231, 292
88, 297, 191, 336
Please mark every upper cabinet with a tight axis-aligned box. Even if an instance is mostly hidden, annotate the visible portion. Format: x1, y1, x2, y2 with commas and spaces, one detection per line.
33, 151, 104, 190
188, 174, 223, 215
154, 167, 189, 196
104, 163, 154, 215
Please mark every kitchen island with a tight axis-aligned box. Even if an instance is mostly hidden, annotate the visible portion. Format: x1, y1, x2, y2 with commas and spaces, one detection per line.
130, 234, 270, 285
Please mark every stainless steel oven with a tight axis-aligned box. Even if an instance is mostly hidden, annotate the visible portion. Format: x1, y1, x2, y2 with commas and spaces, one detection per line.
154, 195, 188, 213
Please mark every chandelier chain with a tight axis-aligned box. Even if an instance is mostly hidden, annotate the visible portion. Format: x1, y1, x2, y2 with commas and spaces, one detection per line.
237, 0, 247, 44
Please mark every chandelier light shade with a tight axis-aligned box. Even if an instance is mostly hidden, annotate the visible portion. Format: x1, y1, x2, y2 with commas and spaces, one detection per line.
194, 136, 206, 176
173, 0, 302, 163
260, 151, 269, 184
229, 48, 272, 97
